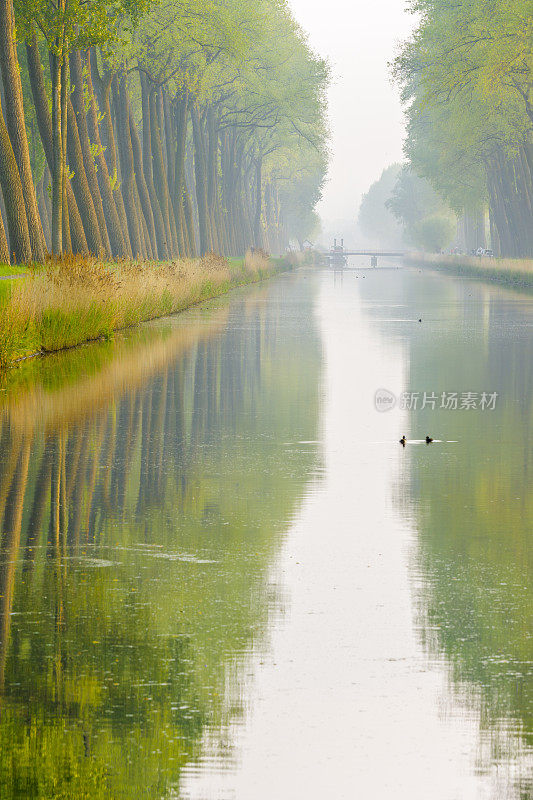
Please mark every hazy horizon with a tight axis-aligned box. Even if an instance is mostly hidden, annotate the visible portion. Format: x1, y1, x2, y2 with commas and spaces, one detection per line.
288, 0, 416, 234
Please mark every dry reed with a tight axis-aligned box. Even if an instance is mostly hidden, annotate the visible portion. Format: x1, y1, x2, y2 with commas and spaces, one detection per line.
0, 251, 287, 369
244, 248, 271, 273
407, 252, 533, 287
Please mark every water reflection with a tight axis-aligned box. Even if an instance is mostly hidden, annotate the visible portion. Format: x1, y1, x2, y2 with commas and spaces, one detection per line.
181, 269, 532, 800
0, 275, 322, 797
1, 266, 531, 799
355, 268, 532, 795
396, 271, 533, 794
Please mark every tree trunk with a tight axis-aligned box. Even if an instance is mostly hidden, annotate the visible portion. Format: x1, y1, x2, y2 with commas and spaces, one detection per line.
26, 33, 88, 255
85, 49, 127, 258
487, 168, 511, 257
140, 71, 167, 258
0, 103, 30, 262
92, 59, 131, 255
136, 183, 152, 259
191, 102, 210, 255
0, 192, 9, 262
206, 106, 220, 253
163, 88, 175, 193
117, 74, 143, 257
129, 108, 157, 257
37, 174, 51, 251
90, 52, 117, 179
488, 202, 500, 256
66, 98, 104, 256
150, 86, 175, 256
69, 50, 111, 257
0, 0, 45, 261
109, 75, 133, 257
172, 89, 189, 254
253, 157, 263, 248
61, 55, 70, 254
50, 52, 63, 254
183, 182, 196, 257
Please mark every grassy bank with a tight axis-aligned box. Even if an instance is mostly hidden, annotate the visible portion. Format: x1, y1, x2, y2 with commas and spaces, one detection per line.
405, 252, 533, 290
0, 250, 294, 369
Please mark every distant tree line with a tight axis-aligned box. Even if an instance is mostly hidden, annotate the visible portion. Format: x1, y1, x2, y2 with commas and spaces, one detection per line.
0, 0, 328, 263
358, 165, 457, 253
392, 0, 533, 258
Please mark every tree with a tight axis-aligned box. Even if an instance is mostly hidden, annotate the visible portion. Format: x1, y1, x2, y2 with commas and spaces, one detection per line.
393, 0, 533, 256
0, 0, 45, 261
15, 0, 142, 254
357, 165, 405, 247
0, 0, 329, 262
386, 167, 457, 251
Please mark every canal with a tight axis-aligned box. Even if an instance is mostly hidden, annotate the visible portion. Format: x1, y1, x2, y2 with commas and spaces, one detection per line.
0, 266, 531, 797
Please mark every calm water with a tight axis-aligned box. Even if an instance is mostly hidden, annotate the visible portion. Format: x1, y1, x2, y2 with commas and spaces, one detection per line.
0, 267, 531, 798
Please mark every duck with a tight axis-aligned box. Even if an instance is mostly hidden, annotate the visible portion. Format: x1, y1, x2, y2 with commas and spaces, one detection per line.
399, 436, 407, 446
425, 435, 433, 443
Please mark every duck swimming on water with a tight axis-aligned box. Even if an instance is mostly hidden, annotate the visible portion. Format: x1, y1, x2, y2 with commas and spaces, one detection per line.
425, 435, 433, 443
400, 436, 407, 446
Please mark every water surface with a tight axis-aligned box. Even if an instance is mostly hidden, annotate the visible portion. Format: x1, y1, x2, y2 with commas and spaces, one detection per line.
0, 267, 531, 798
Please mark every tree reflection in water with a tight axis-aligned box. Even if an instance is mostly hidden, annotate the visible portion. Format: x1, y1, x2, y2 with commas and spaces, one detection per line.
0, 277, 321, 798
388, 272, 533, 792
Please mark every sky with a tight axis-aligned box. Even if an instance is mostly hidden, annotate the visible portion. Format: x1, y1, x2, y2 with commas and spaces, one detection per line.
288, 0, 416, 231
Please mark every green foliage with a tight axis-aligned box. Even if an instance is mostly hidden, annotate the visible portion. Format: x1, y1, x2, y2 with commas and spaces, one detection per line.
11, 0, 329, 261
411, 213, 456, 252
15, 0, 149, 54
357, 164, 405, 247
126, 0, 329, 244
393, 0, 533, 215
358, 164, 457, 252
386, 166, 457, 250
387, 167, 446, 228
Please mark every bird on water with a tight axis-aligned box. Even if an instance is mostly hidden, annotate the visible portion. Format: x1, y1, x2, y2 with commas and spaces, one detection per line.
425, 435, 433, 443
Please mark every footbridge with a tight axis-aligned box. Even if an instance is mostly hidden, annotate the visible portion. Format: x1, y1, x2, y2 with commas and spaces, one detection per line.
328, 240, 406, 267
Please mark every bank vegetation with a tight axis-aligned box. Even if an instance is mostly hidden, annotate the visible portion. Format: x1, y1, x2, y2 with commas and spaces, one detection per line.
405, 252, 533, 290
0, 250, 297, 368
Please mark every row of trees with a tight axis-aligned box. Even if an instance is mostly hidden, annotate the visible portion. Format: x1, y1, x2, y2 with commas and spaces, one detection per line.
393, 0, 533, 257
0, 0, 328, 263
358, 165, 457, 252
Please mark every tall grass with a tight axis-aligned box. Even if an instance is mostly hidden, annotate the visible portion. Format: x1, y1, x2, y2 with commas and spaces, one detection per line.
406, 252, 533, 289
0, 250, 284, 369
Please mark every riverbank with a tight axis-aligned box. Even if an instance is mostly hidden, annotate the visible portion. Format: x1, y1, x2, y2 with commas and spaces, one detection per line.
0, 251, 294, 369
405, 252, 533, 290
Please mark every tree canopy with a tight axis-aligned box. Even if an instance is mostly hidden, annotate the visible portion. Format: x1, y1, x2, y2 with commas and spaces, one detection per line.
393, 0, 533, 256
0, 0, 329, 262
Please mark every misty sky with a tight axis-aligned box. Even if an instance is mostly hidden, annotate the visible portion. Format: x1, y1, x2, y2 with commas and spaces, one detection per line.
288, 0, 416, 226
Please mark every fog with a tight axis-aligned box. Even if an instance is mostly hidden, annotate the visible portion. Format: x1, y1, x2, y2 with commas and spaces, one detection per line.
289, 0, 416, 239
